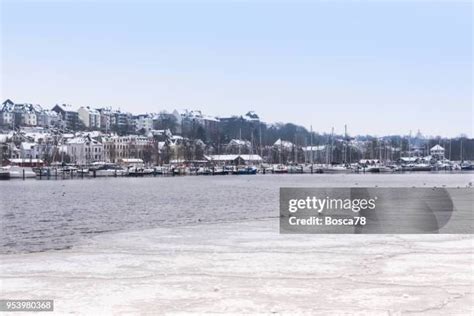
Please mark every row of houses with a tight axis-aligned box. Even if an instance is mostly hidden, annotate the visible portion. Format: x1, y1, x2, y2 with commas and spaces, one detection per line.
1, 99, 259, 135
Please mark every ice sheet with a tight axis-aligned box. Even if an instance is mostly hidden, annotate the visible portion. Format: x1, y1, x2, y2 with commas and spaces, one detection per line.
1, 219, 472, 315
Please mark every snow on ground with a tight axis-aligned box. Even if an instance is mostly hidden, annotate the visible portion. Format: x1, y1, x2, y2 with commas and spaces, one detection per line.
1, 219, 473, 315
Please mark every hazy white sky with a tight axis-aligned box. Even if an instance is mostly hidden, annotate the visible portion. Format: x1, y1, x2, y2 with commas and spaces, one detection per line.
1, 1, 472, 137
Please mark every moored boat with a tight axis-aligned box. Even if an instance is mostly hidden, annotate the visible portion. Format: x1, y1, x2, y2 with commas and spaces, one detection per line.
321, 165, 351, 174
0, 167, 10, 180
2, 166, 36, 179
232, 166, 257, 175
272, 164, 288, 174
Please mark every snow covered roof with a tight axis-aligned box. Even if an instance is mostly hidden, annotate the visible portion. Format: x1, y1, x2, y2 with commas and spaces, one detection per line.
31, 104, 43, 113
54, 104, 77, 113
1, 99, 15, 112
205, 154, 263, 162
24, 132, 49, 142
228, 139, 251, 146
119, 158, 144, 163
302, 145, 326, 151
67, 137, 101, 145
274, 138, 294, 148
20, 142, 36, 150
237, 154, 263, 161
430, 145, 444, 151
7, 158, 44, 164
205, 155, 239, 161
400, 157, 419, 162
79, 106, 99, 115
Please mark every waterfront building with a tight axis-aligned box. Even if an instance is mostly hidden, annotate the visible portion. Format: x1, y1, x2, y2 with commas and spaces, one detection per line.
66, 136, 104, 165
204, 154, 263, 165
430, 145, 445, 160
103, 135, 151, 163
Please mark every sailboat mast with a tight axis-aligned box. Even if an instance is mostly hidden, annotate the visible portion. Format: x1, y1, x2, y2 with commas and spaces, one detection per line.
310, 125, 313, 166
238, 128, 241, 156
259, 124, 262, 162
330, 127, 334, 164
294, 134, 297, 164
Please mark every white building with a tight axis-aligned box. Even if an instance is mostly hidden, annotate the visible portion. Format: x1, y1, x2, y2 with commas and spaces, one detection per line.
0, 99, 15, 127
66, 136, 104, 165
22, 106, 38, 126
273, 139, 294, 150
20, 142, 39, 159
430, 145, 445, 160
135, 114, 154, 133
37, 110, 61, 128
78, 106, 100, 129
103, 135, 151, 163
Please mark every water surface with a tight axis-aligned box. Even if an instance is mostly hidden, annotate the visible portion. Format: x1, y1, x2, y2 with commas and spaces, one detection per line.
1, 173, 472, 254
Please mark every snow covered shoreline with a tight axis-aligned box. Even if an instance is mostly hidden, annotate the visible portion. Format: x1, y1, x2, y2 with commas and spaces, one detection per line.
1, 219, 472, 314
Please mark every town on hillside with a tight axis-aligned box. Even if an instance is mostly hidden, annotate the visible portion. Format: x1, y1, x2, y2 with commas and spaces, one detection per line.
0, 99, 473, 178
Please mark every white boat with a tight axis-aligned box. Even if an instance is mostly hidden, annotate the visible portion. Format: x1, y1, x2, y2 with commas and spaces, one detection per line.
0, 167, 10, 180
91, 164, 127, 177
321, 165, 351, 174
1, 166, 36, 179
272, 164, 288, 174
402, 163, 432, 172
287, 165, 303, 174
364, 165, 394, 173
153, 166, 170, 175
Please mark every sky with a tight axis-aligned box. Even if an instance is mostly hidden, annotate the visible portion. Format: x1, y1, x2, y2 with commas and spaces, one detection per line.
0, 0, 472, 137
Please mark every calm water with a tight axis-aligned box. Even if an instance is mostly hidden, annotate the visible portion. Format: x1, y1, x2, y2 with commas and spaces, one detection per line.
1, 173, 472, 254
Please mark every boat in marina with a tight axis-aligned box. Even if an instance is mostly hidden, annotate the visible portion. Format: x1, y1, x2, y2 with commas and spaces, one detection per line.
287, 165, 303, 174
0, 165, 36, 179
302, 164, 323, 173
402, 163, 432, 172
321, 165, 351, 174
196, 167, 212, 175
272, 164, 288, 174
127, 166, 154, 177
59, 165, 78, 175
460, 161, 473, 170
0, 167, 11, 180
33, 167, 50, 177
211, 166, 229, 175
232, 166, 257, 175
364, 165, 394, 173
77, 168, 90, 175
433, 161, 453, 171
153, 166, 170, 175
91, 163, 127, 177
172, 166, 189, 175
